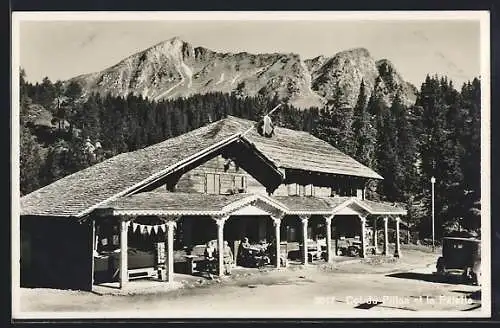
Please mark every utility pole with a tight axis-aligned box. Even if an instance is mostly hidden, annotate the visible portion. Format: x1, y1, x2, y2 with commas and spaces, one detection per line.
431, 176, 436, 252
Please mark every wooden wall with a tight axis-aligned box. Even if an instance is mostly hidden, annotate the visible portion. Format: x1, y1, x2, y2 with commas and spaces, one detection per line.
175, 155, 267, 194
173, 154, 363, 198
20, 216, 93, 291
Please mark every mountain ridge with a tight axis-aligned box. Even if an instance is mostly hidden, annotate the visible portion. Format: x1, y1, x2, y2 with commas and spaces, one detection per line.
71, 37, 417, 109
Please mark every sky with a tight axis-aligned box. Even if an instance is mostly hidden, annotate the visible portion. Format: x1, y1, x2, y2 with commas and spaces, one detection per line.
18, 18, 482, 88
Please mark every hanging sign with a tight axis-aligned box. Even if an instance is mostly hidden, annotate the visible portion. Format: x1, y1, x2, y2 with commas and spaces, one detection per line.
155, 242, 166, 265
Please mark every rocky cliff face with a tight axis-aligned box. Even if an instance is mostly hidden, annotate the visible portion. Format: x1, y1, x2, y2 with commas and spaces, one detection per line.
71, 37, 416, 109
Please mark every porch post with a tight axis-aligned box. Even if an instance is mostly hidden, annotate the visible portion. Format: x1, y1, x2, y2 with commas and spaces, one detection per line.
334, 228, 339, 256
215, 217, 227, 277
383, 216, 389, 256
373, 217, 379, 255
119, 219, 129, 289
272, 216, 282, 268
91, 219, 96, 287
394, 217, 401, 258
359, 215, 367, 258
166, 220, 177, 283
300, 215, 309, 265
324, 215, 333, 263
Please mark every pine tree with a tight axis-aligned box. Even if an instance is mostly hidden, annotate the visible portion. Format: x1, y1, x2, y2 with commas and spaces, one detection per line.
374, 101, 403, 201
352, 80, 377, 168
39, 77, 56, 109
20, 125, 42, 195
81, 93, 101, 141
459, 78, 481, 232
415, 75, 473, 237
392, 92, 418, 195
19, 68, 42, 195
64, 81, 84, 135
327, 82, 355, 155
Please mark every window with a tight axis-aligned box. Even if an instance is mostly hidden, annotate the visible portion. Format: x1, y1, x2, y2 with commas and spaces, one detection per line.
287, 184, 315, 196
206, 173, 246, 194
234, 175, 247, 192
304, 184, 314, 197
205, 173, 221, 194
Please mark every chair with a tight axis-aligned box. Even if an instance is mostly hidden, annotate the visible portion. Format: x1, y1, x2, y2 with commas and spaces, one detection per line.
280, 242, 288, 267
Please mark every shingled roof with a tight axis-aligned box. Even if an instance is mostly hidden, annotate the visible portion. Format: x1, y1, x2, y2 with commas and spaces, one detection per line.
271, 195, 350, 215
99, 192, 251, 216
233, 117, 383, 180
21, 116, 382, 218
98, 192, 405, 218
20, 119, 243, 217
359, 199, 407, 215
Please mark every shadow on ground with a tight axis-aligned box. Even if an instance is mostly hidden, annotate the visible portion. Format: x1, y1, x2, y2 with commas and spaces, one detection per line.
451, 289, 481, 300
386, 272, 473, 285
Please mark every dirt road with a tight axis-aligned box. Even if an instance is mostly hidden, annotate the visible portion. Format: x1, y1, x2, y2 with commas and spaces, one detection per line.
17, 247, 483, 318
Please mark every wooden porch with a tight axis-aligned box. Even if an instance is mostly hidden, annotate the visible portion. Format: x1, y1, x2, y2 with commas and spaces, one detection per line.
90, 193, 407, 289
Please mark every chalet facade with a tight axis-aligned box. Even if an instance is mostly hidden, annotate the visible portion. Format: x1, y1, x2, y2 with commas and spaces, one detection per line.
20, 116, 406, 291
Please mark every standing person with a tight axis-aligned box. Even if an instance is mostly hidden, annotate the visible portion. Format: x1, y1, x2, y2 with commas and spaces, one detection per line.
204, 241, 216, 279
223, 241, 233, 275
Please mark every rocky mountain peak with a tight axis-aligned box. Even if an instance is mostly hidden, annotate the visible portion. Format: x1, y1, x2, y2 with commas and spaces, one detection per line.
148, 36, 195, 59
336, 47, 372, 58
70, 40, 417, 109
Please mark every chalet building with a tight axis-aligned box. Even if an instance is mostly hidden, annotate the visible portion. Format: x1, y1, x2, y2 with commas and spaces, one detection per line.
20, 116, 406, 291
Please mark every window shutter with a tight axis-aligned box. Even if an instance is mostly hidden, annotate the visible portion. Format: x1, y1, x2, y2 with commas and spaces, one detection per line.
288, 183, 299, 196
214, 174, 220, 194
206, 173, 215, 194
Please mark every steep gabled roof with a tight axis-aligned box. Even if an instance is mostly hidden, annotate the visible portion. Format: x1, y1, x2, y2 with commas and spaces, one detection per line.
20, 119, 244, 218
20, 116, 382, 218
230, 116, 383, 179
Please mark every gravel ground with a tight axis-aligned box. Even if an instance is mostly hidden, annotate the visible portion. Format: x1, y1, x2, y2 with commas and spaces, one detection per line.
16, 246, 485, 318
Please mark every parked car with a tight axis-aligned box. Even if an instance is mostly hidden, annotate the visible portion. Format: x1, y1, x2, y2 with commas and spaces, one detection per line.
435, 236, 481, 285
336, 237, 376, 257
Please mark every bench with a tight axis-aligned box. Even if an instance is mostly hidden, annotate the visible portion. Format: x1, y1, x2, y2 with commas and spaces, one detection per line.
128, 267, 156, 280
300, 240, 323, 262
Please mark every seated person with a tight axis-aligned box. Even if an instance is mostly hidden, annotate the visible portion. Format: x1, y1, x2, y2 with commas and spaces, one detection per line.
241, 237, 251, 249
237, 237, 251, 267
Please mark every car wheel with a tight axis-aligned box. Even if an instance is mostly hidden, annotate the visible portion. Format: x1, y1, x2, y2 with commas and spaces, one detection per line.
347, 246, 359, 257
462, 267, 474, 284
436, 257, 446, 275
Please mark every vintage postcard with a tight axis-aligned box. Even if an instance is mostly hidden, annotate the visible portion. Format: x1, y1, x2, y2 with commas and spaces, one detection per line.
11, 11, 491, 319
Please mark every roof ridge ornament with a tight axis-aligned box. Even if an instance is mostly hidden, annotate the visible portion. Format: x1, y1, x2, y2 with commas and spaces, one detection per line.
241, 104, 282, 138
